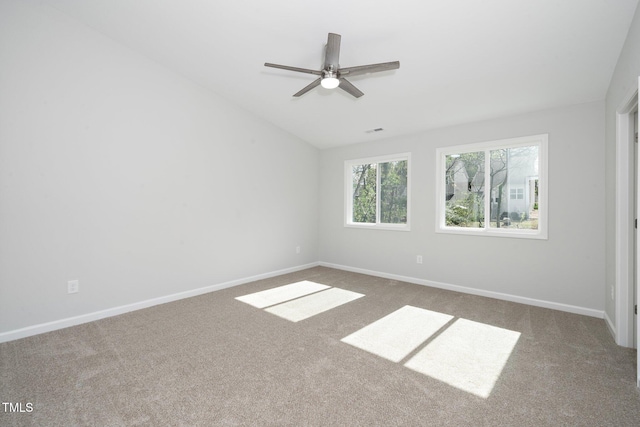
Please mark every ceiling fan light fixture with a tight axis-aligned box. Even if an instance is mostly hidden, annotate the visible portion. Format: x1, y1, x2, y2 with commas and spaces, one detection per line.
321, 76, 339, 89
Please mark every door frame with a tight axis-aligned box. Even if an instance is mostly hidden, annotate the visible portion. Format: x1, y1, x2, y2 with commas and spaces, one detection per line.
615, 85, 637, 349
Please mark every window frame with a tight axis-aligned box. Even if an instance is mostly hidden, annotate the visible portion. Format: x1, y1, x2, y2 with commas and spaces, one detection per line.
344, 153, 411, 231
435, 134, 548, 239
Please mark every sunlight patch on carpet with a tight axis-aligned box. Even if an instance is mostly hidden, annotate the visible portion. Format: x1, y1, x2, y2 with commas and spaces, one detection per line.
235, 281, 330, 308
341, 306, 453, 362
264, 288, 364, 322
404, 318, 521, 398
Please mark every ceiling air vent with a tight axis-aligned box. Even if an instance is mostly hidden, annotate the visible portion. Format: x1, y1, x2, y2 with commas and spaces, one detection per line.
365, 128, 384, 134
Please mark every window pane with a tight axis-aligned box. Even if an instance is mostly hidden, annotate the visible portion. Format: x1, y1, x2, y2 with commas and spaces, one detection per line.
352, 163, 377, 223
380, 160, 408, 224
489, 146, 538, 230
444, 152, 485, 228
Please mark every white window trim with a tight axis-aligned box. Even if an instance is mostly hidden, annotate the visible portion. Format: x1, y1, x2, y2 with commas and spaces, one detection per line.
435, 134, 548, 239
345, 152, 411, 231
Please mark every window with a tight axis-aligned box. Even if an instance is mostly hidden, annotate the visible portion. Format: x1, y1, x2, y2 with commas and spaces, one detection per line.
510, 188, 524, 200
345, 153, 410, 230
436, 135, 547, 239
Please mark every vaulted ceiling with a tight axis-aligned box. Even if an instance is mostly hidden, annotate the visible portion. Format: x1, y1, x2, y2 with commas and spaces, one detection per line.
44, 0, 639, 149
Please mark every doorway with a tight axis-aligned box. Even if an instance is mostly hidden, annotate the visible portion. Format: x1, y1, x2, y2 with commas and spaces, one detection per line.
615, 87, 638, 352
634, 108, 638, 349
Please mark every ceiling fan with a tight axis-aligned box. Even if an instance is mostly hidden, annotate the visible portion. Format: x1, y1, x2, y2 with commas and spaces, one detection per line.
264, 33, 400, 98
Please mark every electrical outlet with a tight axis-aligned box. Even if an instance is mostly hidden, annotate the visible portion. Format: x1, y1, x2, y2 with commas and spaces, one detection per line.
610, 285, 614, 300
68, 280, 79, 294
296, 246, 301, 254
417, 255, 423, 264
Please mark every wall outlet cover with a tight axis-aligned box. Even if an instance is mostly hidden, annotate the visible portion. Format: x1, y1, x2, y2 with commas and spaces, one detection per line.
68, 280, 79, 294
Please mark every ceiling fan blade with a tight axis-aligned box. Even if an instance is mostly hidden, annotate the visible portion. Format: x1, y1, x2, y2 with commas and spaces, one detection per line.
339, 61, 400, 77
324, 33, 341, 69
293, 78, 322, 97
264, 63, 322, 76
338, 78, 364, 98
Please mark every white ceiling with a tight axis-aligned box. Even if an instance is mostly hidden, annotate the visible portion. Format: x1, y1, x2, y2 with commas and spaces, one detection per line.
44, 0, 639, 149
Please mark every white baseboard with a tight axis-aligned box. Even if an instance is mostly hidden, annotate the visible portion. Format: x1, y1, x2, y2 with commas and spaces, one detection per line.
1, 260, 606, 343
319, 262, 605, 319
0, 262, 319, 344
604, 310, 616, 339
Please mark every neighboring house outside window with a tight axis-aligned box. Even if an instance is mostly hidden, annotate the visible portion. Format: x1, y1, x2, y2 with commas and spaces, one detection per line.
436, 134, 548, 239
345, 153, 410, 231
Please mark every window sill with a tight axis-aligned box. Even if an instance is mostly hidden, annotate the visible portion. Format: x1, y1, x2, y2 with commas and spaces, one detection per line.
345, 223, 411, 232
436, 227, 547, 240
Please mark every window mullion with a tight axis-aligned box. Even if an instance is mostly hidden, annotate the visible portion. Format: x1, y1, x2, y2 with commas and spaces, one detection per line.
376, 162, 381, 225
484, 149, 490, 231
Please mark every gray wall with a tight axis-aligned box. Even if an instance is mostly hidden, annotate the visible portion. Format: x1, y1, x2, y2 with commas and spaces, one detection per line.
0, 2, 319, 333
605, 5, 640, 327
319, 101, 605, 313
0, 1, 627, 338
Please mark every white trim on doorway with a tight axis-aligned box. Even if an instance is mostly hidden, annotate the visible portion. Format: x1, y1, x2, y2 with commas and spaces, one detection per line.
615, 85, 638, 348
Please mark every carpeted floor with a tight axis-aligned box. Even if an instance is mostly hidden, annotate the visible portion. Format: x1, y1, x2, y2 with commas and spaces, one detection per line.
1, 266, 639, 426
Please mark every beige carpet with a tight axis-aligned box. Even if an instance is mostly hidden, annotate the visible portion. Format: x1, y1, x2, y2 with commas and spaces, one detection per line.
1, 266, 639, 426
